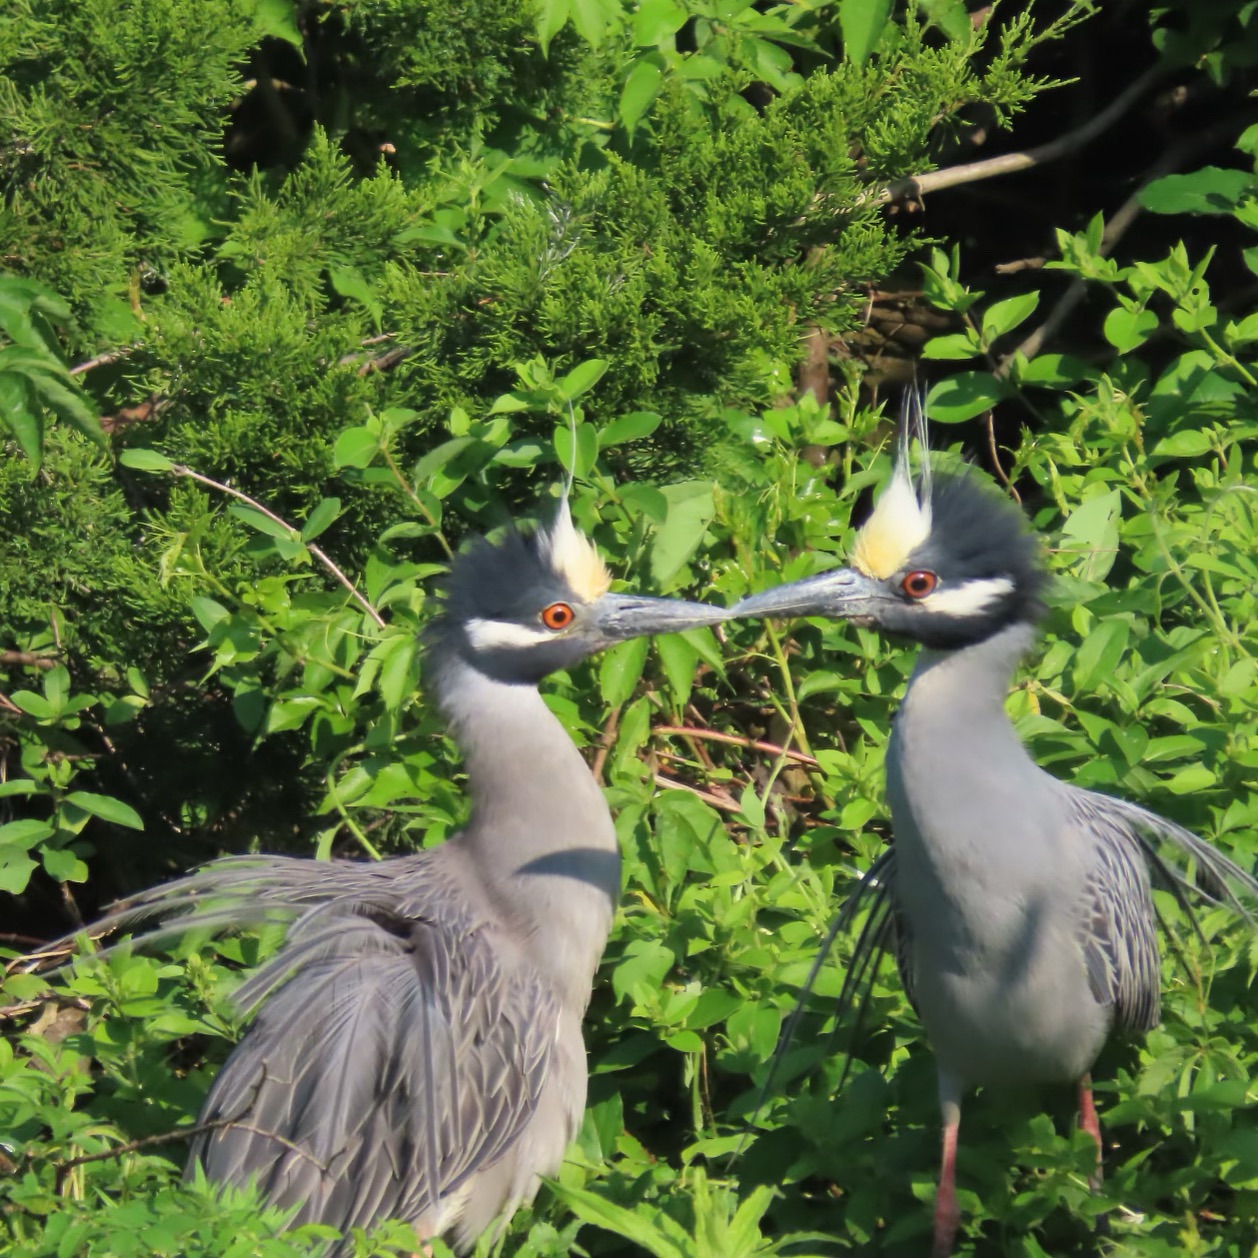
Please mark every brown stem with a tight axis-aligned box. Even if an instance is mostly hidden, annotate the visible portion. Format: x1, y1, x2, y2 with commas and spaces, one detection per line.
653, 724, 820, 768
652, 772, 741, 813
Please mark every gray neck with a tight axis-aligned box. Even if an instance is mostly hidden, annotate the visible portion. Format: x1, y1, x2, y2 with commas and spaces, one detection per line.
431, 650, 619, 1010
905, 620, 1038, 727
890, 620, 1051, 857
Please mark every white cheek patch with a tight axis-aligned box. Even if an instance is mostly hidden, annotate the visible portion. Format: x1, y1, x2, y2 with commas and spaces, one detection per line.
919, 577, 1014, 617
465, 618, 552, 651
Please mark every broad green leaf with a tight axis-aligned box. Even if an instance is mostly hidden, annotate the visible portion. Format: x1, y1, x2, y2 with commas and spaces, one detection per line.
329, 266, 383, 330
300, 496, 342, 542
981, 292, 1039, 341
839, 0, 892, 66
926, 371, 1004, 423
0, 819, 54, 850
118, 448, 174, 472
0, 371, 40, 464
620, 58, 663, 137
0, 854, 37, 894
1103, 306, 1158, 352
650, 482, 715, 585
1073, 618, 1130, 694
634, 0, 687, 45
599, 635, 649, 707
554, 421, 598, 478
332, 426, 380, 469
655, 632, 698, 709
24, 370, 106, 448
1140, 166, 1257, 216
1059, 489, 1121, 582
1153, 430, 1214, 459
547, 1182, 688, 1258
190, 596, 231, 631
42, 846, 89, 882
251, 0, 301, 46
557, 358, 608, 400
920, 332, 979, 360
64, 791, 144, 830
569, 0, 619, 46
535, 0, 571, 55
8, 690, 53, 719
600, 410, 661, 448
227, 503, 297, 540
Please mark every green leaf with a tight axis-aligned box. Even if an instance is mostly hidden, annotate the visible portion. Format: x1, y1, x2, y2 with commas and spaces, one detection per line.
329, 266, 383, 331
600, 410, 662, 448
1153, 430, 1214, 459
569, 0, 618, 46
926, 372, 1005, 423
8, 690, 53, 719
190, 596, 231, 631
0, 371, 40, 465
0, 855, 37, 894
42, 846, 89, 883
251, 0, 301, 46
650, 482, 715, 585
535, 0, 570, 55
1059, 489, 1121, 582
24, 370, 106, 448
332, 426, 380, 469
118, 447, 175, 472
620, 58, 663, 137
839, 0, 892, 67
557, 358, 608, 400
301, 497, 342, 542
1103, 306, 1158, 353
1139, 166, 1258, 216
655, 632, 698, 709
599, 636, 649, 708
0, 819, 54, 850
554, 421, 599, 478
227, 503, 297, 540
981, 292, 1039, 341
633, 0, 687, 45
64, 792, 144, 830
1073, 618, 1130, 694
920, 332, 979, 361
547, 1183, 687, 1258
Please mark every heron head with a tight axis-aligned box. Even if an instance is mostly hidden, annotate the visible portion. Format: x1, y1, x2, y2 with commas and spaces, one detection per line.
434, 500, 727, 682
736, 397, 1045, 649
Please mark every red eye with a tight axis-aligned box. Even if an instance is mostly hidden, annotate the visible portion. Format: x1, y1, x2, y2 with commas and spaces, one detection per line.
901, 570, 938, 599
541, 602, 575, 631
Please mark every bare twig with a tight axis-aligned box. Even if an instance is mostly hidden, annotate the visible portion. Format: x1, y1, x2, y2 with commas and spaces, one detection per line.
881, 62, 1168, 205
169, 464, 386, 629
652, 772, 742, 813
653, 724, 820, 768
590, 706, 621, 785
68, 345, 141, 376
0, 650, 59, 670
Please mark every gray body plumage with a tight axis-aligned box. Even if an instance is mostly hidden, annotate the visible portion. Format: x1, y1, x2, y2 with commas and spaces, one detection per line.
884, 622, 1159, 1095
72, 507, 726, 1253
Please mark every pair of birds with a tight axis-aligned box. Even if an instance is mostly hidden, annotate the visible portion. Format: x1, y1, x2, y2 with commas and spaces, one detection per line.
71, 411, 1257, 1257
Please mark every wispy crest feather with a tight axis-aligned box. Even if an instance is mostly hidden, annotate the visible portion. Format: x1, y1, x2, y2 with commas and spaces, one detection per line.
850, 393, 933, 580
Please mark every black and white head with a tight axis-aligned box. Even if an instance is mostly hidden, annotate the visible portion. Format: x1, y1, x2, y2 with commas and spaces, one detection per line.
736, 398, 1045, 649
431, 499, 727, 684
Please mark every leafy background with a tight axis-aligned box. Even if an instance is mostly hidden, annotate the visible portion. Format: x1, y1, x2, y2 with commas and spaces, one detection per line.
2, 0, 1258, 1254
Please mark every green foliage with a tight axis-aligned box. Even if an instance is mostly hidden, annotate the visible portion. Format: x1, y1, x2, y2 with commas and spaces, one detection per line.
3, 1, 1258, 1256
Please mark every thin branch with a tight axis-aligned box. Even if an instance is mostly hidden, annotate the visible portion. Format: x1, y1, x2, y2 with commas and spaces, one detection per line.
591, 705, 621, 785
881, 62, 1168, 205
169, 464, 386, 629
68, 345, 141, 376
652, 772, 742, 814
653, 724, 820, 768
0, 650, 59, 670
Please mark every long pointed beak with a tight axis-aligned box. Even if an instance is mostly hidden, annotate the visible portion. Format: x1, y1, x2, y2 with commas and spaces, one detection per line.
594, 592, 730, 641
734, 567, 880, 620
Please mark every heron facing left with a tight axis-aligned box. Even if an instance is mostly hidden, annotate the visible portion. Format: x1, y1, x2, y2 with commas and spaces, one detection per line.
63, 500, 725, 1253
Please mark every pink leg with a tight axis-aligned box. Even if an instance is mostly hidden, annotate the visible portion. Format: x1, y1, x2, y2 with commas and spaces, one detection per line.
1078, 1073, 1103, 1189
933, 1103, 961, 1258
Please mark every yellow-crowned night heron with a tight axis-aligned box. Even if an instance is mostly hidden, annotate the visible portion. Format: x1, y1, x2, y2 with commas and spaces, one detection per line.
75, 501, 725, 1253
735, 404, 1258, 1257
